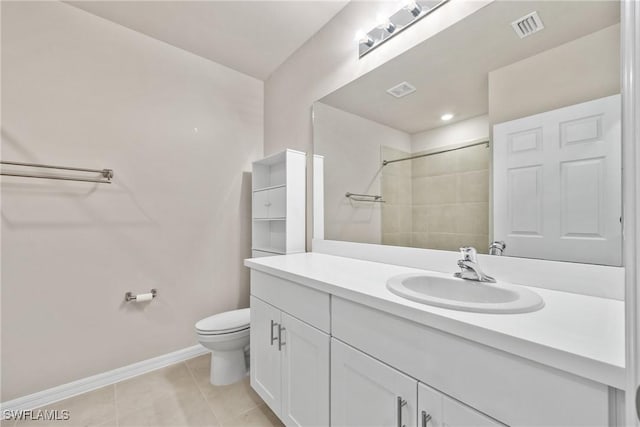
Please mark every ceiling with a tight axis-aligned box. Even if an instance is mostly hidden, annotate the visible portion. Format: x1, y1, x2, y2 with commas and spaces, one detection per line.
66, 1, 348, 80
320, 1, 620, 134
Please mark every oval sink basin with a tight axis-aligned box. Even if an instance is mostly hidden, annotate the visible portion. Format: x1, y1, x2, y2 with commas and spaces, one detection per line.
386, 273, 544, 314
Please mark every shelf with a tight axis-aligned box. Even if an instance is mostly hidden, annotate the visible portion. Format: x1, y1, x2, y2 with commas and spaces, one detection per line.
251, 248, 286, 255
253, 184, 286, 193
253, 217, 286, 221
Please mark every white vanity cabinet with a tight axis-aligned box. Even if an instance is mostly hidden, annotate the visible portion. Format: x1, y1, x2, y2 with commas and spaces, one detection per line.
418, 383, 504, 427
331, 339, 417, 427
247, 265, 616, 427
332, 338, 503, 427
250, 271, 330, 427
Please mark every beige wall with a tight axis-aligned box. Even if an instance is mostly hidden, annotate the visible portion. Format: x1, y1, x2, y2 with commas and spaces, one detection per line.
411, 115, 489, 152
1, 1, 263, 401
314, 103, 410, 244
489, 24, 620, 125
381, 146, 412, 247
411, 145, 490, 252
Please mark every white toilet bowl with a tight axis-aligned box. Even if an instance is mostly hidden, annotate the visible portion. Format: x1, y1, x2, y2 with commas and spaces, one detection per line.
196, 308, 250, 386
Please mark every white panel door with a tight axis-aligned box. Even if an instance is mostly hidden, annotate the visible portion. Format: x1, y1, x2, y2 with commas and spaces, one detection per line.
418, 383, 505, 427
280, 313, 330, 427
493, 94, 621, 265
331, 339, 417, 427
250, 296, 282, 416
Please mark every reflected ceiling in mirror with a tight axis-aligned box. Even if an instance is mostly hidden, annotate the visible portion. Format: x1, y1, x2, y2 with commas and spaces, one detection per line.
313, 0, 621, 266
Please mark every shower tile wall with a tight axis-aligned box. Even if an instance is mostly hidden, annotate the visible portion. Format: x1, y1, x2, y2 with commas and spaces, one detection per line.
411, 144, 490, 253
381, 146, 412, 246
380, 144, 490, 252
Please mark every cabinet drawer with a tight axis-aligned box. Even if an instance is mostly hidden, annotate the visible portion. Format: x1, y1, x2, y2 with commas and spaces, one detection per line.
251, 270, 330, 333
332, 297, 609, 426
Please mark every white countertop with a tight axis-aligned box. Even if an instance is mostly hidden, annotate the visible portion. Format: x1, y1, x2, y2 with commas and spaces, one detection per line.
245, 252, 625, 389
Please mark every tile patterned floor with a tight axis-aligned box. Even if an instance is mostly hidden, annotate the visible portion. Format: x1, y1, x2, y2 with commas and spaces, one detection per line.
6, 354, 283, 427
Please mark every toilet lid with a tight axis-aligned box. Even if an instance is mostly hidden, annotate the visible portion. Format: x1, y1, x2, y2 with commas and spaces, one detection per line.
196, 308, 250, 334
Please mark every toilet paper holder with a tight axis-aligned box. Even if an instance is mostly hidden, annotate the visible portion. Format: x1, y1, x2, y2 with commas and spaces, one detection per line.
125, 289, 157, 302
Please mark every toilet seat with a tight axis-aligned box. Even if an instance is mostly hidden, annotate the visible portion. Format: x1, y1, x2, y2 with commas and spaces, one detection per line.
196, 308, 250, 335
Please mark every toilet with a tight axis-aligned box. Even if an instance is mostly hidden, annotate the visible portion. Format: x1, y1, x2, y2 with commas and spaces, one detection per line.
196, 308, 250, 386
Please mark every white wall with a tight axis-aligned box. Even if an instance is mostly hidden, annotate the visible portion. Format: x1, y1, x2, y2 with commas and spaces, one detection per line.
314, 103, 410, 244
411, 115, 489, 153
265, 0, 491, 157
1, 1, 263, 401
488, 24, 620, 125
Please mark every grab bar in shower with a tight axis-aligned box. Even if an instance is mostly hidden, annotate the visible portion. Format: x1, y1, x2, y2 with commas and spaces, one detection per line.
0, 161, 114, 184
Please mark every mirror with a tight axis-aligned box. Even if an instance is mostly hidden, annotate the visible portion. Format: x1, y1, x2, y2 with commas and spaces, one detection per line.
313, 0, 621, 266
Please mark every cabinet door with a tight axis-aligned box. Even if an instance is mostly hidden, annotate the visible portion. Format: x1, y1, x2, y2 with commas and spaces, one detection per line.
250, 296, 282, 416
331, 339, 416, 427
418, 383, 505, 427
280, 313, 329, 427
253, 190, 269, 219
268, 186, 286, 218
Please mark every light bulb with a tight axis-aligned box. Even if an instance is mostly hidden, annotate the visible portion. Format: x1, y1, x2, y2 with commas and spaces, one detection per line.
441, 113, 454, 121
355, 30, 374, 47
376, 13, 396, 33
404, 0, 422, 17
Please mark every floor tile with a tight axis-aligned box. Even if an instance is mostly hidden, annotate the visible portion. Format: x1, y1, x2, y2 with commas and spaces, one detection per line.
14, 386, 116, 427
117, 388, 219, 427
186, 354, 261, 423
0, 418, 16, 427
221, 404, 283, 427
115, 363, 199, 416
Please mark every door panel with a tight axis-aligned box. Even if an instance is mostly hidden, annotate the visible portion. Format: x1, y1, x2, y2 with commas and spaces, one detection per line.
418, 383, 504, 427
250, 296, 282, 416
494, 94, 621, 265
280, 313, 329, 427
331, 339, 416, 427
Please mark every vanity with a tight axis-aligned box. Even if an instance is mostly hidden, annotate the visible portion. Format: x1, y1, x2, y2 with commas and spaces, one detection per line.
245, 252, 624, 427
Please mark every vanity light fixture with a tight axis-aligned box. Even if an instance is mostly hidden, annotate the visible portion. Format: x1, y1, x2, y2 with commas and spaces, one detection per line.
376, 14, 396, 33
357, 0, 449, 58
441, 113, 454, 121
404, 0, 422, 17
355, 30, 374, 47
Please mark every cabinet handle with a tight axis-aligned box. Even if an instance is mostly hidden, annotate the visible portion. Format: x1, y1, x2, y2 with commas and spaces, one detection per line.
270, 320, 278, 346
265, 201, 272, 207
278, 324, 286, 351
421, 411, 432, 427
396, 396, 407, 427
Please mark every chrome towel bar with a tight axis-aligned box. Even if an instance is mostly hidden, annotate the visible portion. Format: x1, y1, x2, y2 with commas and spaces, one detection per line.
1, 160, 113, 184
345, 192, 385, 203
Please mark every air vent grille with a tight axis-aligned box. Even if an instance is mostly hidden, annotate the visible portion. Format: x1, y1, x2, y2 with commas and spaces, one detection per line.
511, 11, 544, 39
386, 82, 416, 98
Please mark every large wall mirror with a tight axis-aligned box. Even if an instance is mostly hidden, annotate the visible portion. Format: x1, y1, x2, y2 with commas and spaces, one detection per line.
313, 0, 621, 266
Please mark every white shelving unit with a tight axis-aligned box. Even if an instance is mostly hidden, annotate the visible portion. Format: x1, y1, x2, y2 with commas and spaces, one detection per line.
252, 149, 306, 257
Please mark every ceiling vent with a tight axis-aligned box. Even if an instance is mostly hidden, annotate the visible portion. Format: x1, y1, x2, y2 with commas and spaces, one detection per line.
386, 81, 416, 98
511, 11, 544, 39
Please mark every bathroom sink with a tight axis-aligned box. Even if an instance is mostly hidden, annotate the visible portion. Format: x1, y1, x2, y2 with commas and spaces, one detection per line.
386, 273, 544, 314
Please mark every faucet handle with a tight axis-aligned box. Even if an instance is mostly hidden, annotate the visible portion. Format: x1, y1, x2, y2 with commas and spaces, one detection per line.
459, 247, 478, 262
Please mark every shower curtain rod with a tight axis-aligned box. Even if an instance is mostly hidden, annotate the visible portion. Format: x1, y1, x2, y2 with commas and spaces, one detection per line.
0, 160, 113, 184
382, 139, 489, 166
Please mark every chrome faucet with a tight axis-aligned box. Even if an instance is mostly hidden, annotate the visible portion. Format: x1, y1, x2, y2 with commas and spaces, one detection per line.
454, 247, 496, 283
489, 241, 506, 256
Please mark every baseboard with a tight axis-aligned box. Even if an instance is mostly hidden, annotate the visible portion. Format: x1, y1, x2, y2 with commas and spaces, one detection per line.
0, 344, 208, 412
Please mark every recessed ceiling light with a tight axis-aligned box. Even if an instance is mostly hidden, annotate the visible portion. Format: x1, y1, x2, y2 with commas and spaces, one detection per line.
441, 113, 454, 121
